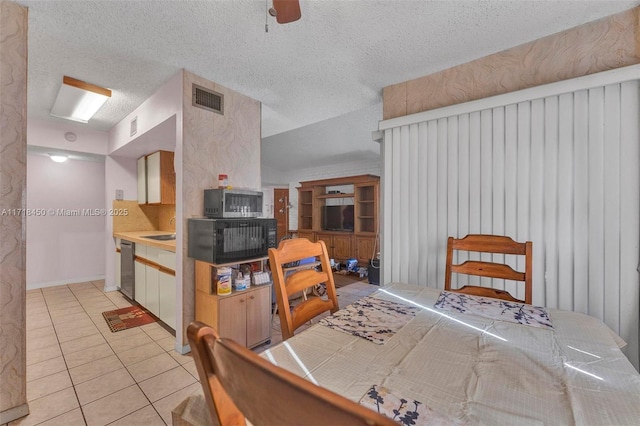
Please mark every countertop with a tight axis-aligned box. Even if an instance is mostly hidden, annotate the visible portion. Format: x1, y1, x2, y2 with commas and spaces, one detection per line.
114, 230, 176, 252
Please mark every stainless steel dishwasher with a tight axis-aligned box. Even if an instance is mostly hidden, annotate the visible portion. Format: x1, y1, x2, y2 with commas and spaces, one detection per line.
120, 240, 135, 300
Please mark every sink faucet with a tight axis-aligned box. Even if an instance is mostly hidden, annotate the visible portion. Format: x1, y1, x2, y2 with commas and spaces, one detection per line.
169, 216, 176, 225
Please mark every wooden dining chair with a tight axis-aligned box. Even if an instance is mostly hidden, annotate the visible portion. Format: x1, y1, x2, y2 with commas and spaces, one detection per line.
268, 238, 339, 340
445, 234, 533, 304
187, 321, 395, 426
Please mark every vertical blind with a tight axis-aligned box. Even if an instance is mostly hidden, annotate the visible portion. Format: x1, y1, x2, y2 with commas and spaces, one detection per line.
381, 80, 640, 369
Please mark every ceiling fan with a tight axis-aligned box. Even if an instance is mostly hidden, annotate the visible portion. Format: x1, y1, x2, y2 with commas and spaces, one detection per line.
268, 0, 301, 24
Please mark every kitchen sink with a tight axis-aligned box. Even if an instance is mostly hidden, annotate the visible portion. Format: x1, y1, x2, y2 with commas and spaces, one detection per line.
143, 234, 176, 241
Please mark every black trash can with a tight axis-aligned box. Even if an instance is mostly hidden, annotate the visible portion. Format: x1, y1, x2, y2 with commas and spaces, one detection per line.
367, 259, 380, 285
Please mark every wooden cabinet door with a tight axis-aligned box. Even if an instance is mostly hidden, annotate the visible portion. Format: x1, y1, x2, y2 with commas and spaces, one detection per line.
158, 271, 176, 330
355, 236, 377, 264
333, 234, 352, 260
296, 231, 315, 242
246, 286, 272, 348
218, 294, 247, 346
315, 233, 334, 258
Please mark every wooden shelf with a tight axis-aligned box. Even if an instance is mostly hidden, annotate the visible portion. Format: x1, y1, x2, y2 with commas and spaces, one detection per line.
316, 193, 355, 199
297, 175, 379, 264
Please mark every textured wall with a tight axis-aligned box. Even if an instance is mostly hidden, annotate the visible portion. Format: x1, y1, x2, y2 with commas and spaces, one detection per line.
383, 7, 640, 119
0, 0, 29, 422
180, 71, 261, 345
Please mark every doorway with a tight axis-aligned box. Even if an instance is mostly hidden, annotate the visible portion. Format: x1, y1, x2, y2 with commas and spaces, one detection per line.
273, 188, 290, 242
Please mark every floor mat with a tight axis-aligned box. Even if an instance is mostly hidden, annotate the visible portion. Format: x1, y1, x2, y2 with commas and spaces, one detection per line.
102, 305, 156, 332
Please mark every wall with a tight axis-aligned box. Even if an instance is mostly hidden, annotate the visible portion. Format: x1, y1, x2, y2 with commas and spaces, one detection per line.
383, 7, 640, 120
27, 118, 108, 155
180, 70, 261, 347
0, 1, 28, 423
26, 154, 106, 288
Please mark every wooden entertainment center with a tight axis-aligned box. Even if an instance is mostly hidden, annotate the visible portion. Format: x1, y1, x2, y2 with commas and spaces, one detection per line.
296, 174, 379, 265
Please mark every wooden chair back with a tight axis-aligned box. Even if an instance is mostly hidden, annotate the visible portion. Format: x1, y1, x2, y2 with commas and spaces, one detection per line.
268, 238, 339, 340
444, 234, 533, 304
187, 321, 395, 426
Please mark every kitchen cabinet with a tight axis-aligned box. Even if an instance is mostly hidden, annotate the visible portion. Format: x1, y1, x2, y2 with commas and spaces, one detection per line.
158, 271, 176, 329
133, 242, 176, 330
194, 259, 272, 348
137, 156, 147, 204
138, 150, 175, 205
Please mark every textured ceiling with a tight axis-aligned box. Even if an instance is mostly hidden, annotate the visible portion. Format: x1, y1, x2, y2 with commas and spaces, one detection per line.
18, 0, 640, 141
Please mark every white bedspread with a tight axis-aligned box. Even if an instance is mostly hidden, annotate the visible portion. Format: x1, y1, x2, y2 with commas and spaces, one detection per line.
261, 283, 640, 425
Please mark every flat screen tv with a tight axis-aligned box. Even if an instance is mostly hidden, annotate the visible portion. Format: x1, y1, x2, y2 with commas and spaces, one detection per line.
322, 205, 354, 231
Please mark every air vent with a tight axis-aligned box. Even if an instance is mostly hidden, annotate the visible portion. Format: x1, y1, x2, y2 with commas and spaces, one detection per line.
130, 116, 137, 137
192, 84, 224, 115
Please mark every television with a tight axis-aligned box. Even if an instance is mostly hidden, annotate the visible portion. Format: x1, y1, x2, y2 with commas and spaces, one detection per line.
322, 205, 354, 231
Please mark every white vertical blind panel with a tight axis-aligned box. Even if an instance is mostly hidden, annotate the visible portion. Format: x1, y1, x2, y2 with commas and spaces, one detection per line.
588, 87, 605, 320
529, 98, 546, 304
408, 124, 420, 285
417, 122, 430, 285
544, 96, 559, 308
603, 84, 621, 332
504, 104, 518, 298
516, 101, 532, 303
382, 81, 639, 370
557, 93, 575, 311
456, 114, 471, 290
572, 90, 590, 314
618, 80, 640, 369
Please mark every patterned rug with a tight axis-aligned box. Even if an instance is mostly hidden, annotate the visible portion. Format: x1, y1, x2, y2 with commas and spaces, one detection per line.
102, 305, 156, 332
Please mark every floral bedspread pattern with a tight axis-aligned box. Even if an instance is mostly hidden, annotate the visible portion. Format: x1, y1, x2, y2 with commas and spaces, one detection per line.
360, 385, 455, 426
434, 291, 554, 329
318, 296, 420, 344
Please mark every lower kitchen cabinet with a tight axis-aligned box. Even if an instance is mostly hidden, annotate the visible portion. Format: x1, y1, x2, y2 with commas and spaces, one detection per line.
145, 265, 160, 316
133, 242, 176, 330
194, 259, 272, 348
134, 258, 147, 306
158, 270, 176, 329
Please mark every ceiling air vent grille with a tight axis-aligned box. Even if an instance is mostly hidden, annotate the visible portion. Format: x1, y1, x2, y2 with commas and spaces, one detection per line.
192, 84, 224, 115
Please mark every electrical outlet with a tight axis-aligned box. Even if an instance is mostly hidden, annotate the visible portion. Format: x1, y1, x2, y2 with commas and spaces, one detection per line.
115, 189, 124, 200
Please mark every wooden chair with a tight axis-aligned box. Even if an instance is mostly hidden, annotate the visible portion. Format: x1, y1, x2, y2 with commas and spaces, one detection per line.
268, 238, 339, 340
187, 321, 395, 426
445, 234, 533, 304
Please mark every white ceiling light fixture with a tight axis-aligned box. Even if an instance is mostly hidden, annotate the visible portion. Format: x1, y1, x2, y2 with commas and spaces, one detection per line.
50, 76, 111, 123
49, 154, 68, 163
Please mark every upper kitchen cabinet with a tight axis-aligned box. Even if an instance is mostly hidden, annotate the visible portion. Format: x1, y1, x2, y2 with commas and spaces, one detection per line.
138, 150, 176, 205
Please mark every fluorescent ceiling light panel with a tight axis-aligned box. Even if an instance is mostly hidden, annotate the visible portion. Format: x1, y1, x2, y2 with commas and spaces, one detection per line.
50, 76, 111, 123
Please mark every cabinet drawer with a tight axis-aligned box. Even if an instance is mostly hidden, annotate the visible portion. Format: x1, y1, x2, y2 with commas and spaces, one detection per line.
134, 243, 147, 258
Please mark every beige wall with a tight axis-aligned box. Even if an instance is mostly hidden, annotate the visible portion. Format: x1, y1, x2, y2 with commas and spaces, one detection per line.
0, 0, 29, 422
383, 7, 640, 119
180, 71, 261, 345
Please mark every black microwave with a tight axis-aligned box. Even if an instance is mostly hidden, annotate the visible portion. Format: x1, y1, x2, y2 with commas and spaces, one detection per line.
187, 218, 277, 264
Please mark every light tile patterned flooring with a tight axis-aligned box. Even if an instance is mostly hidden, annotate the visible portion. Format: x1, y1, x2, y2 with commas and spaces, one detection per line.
12, 278, 378, 425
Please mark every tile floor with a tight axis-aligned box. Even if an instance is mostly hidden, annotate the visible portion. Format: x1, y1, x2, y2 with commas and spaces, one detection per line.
11, 278, 378, 426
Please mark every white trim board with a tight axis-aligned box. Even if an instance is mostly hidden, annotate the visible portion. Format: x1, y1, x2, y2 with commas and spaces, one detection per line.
27, 275, 106, 290
379, 64, 640, 131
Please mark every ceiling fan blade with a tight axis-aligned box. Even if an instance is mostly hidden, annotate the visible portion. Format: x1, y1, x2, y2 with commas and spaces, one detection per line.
273, 0, 301, 24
